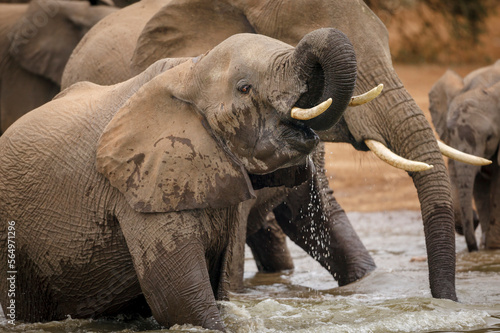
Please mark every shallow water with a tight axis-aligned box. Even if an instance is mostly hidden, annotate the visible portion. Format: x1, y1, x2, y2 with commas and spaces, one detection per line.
1, 211, 499, 333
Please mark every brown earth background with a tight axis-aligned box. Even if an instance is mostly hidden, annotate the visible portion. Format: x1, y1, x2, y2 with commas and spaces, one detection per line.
325, 3, 500, 212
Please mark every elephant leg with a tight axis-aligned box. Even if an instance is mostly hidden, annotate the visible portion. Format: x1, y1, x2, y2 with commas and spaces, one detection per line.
246, 211, 294, 272
486, 156, 500, 249
243, 186, 295, 275
117, 210, 225, 331
227, 203, 250, 292
473, 168, 492, 248
274, 144, 376, 286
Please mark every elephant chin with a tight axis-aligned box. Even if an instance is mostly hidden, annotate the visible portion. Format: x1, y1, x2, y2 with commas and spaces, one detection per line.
249, 158, 314, 190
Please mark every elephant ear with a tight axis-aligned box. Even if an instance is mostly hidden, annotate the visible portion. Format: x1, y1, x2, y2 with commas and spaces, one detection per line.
96, 60, 255, 213
9, 0, 115, 85
484, 81, 500, 165
428, 69, 464, 142
131, 0, 254, 74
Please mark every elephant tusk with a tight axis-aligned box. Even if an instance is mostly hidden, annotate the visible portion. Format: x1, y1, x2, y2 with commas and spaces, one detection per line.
437, 141, 492, 166
291, 98, 332, 120
349, 84, 384, 107
365, 139, 434, 172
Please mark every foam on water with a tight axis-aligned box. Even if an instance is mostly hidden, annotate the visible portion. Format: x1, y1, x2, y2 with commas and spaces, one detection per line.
219, 296, 491, 333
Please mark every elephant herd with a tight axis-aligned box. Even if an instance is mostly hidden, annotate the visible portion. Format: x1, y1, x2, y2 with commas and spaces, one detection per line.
0, 0, 498, 330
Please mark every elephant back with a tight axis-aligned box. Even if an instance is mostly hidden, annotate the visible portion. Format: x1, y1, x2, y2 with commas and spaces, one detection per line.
61, 0, 165, 88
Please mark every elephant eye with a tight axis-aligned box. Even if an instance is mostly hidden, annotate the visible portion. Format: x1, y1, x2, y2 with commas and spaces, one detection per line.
238, 84, 252, 94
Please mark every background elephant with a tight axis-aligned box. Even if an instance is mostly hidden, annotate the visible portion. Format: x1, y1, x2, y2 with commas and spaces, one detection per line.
0, 0, 115, 134
0, 30, 357, 330
429, 60, 500, 251
61, 0, 466, 301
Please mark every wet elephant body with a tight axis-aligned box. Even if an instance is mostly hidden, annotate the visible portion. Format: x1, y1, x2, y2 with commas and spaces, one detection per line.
0, 31, 358, 330
244, 143, 376, 286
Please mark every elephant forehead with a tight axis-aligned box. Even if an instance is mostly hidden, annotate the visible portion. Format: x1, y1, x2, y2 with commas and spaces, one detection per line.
212, 33, 293, 65
222, 33, 293, 51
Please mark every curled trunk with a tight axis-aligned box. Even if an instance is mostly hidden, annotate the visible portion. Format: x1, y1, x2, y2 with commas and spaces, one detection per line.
291, 28, 357, 131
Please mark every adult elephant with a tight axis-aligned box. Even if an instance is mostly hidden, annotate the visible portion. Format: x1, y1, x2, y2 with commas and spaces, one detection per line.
62, 0, 490, 301
62, 0, 379, 292
0, 30, 357, 330
429, 60, 500, 251
0, 0, 116, 134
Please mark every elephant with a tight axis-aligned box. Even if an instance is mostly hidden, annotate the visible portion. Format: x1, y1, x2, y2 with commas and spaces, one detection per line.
429, 60, 500, 252
0, 29, 359, 330
0, 0, 116, 134
59, 0, 495, 302
62, 0, 380, 292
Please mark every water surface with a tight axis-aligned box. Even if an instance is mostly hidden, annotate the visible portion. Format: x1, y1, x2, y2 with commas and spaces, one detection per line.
2, 211, 499, 332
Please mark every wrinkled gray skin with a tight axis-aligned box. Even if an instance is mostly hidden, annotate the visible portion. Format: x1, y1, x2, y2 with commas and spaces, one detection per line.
62, 0, 457, 301
429, 60, 500, 252
63, 0, 376, 293
0, 31, 357, 330
0, 0, 116, 134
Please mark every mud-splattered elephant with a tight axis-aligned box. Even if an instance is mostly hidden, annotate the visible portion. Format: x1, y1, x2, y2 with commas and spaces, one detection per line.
0, 30, 357, 330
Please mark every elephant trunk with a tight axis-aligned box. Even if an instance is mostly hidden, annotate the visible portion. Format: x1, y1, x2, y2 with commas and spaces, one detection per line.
382, 95, 457, 300
449, 160, 480, 251
291, 28, 357, 131
343, 62, 458, 300
274, 143, 376, 285
410, 151, 457, 300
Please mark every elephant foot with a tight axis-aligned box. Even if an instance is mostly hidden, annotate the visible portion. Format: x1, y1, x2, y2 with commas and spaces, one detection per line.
467, 243, 479, 252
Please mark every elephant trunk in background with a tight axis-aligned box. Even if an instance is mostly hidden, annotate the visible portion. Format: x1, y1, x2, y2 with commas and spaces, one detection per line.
343, 63, 457, 300
428, 64, 500, 251
410, 142, 456, 301
291, 28, 357, 131
273, 143, 377, 285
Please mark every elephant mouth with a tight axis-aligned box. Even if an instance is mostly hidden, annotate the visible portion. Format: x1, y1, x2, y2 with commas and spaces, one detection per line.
249, 157, 313, 190
282, 119, 319, 155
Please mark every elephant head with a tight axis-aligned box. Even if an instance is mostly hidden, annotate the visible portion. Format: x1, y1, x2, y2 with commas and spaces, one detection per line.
7, 0, 116, 85
98, 29, 358, 213
429, 60, 500, 251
